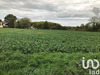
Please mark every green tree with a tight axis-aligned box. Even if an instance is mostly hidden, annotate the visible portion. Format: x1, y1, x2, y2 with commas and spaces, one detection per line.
43, 21, 49, 29
16, 18, 31, 28
80, 24, 85, 30
0, 19, 2, 22
55, 23, 62, 30
85, 22, 92, 31
4, 14, 17, 28
31, 21, 62, 30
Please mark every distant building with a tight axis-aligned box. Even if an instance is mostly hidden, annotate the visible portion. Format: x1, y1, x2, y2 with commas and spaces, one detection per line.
0, 21, 5, 28
28, 26, 36, 29
0, 21, 3, 28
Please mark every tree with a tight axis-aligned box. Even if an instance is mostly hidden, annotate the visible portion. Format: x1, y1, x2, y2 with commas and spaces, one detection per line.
4, 14, 17, 28
75, 26, 80, 31
89, 16, 100, 26
16, 18, 31, 28
31, 21, 62, 30
15, 20, 20, 28
0, 19, 2, 22
43, 21, 49, 29
55, 23, 62, 30
89, 16, 100, 31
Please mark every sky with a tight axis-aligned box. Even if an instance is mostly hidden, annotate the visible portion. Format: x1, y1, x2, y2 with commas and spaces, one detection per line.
0, 0, 100, 26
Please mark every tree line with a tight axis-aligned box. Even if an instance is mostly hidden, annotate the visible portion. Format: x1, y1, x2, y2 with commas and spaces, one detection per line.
1, 14, 100, 31
1, 14, 62, 30
61, 16, 100, 32
75, 16, 100, 32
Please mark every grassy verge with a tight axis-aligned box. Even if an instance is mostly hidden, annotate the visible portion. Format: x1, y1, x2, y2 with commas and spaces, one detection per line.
0, 50, 100, 75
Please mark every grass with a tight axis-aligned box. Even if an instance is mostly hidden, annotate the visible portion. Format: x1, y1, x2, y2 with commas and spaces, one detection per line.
0, 28, 100, 75
0, 28, 100, 53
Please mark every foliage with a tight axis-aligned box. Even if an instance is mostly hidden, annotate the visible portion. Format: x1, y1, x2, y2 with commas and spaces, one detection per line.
74, 16, 100, 31
0, 28, 100, 54
0, 19, 2, 22
0, 28, 100, 75
61, 16, 100, 31
31, 21, 62, 30
4, 14, 17, 28
43, 21, 49, 29
2, 14, 100, 31
0, 50, 100, 75
15, 18, 31, 28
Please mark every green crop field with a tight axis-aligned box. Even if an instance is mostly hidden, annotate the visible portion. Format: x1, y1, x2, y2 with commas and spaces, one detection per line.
0, 28, 100, 75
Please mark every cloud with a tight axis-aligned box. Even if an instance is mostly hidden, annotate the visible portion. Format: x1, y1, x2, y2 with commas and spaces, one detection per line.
92, 7, 100, 16
0, 0, 100, 26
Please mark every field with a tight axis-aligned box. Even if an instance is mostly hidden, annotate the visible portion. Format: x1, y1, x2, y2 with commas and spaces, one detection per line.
0, 28, 100, 75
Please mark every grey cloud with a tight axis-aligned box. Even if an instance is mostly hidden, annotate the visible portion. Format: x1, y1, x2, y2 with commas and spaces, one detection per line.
92, 7, 100, 16
0, 0, 100, 26
0, 0, 58, 11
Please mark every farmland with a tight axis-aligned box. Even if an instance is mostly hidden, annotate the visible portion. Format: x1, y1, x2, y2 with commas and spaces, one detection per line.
0, 28, 100, 75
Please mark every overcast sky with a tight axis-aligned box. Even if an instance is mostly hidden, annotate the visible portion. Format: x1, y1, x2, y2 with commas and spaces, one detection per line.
0, 0, 100, 26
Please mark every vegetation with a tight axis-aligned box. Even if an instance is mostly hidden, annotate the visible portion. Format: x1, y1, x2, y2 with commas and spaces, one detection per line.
0, 19, 2, 22
2, 14, 62, 30
4, 14, 17, 28
0, 29, 100, 53
0, 28, 100, 75
1, 14, 100, 31
0, 50, 100, 75
15, 18, 31, 28
31, 21, 62, 30
68, 16, 100, 32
